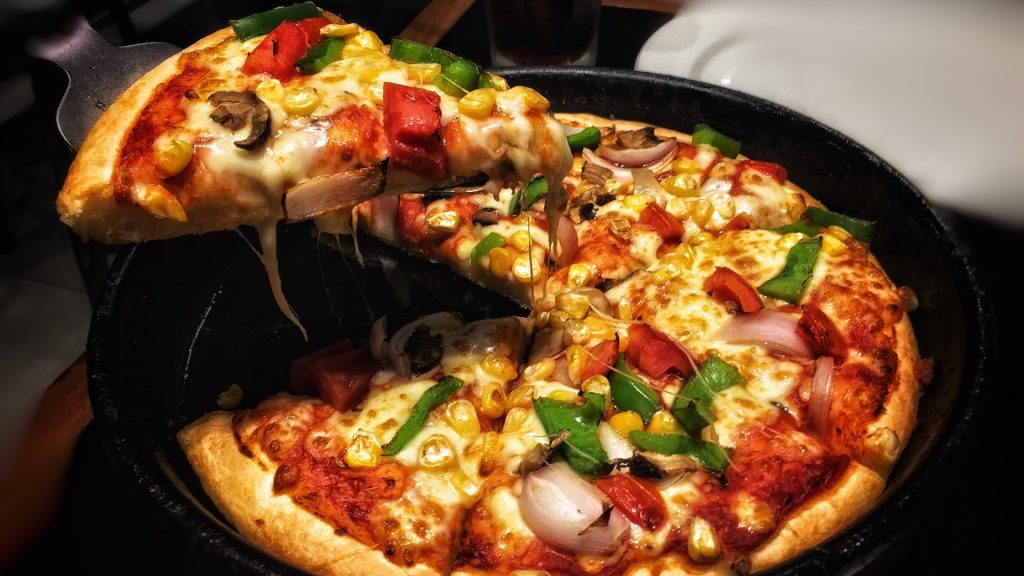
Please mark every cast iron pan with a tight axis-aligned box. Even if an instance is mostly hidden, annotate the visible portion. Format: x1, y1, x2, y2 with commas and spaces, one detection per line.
88, 68, 990, 575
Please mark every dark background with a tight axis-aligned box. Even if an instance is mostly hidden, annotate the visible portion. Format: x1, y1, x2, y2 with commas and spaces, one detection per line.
0, 1, 1015, 574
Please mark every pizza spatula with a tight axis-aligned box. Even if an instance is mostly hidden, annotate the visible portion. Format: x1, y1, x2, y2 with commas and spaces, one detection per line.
26, 15, 179, 151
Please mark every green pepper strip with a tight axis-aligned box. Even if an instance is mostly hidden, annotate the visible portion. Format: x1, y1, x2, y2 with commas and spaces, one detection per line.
470, 232, 505, 266
533, 392, 608, 474
297, 37, 345, 75
629, 431, 730, 473
566, 127, 601, 152
382, 376, 463, 456
389, 38, 453, 65
770, 219, 820, 237
671, 356, 746, 435
757, 237, 822, 304
608, 354, 660, 424
232, 2, 322, 41
508, 176, 548, 216
691, 123, 741, 158
802, 207, 876, 244
433, 57, 480, 97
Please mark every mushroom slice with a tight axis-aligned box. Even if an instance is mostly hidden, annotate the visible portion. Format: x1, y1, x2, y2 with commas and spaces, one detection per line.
208, 90, 271, 150
283, 165, 386, 223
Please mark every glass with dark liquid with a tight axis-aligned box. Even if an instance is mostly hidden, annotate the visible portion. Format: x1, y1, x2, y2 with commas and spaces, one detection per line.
486, 0, 601, 66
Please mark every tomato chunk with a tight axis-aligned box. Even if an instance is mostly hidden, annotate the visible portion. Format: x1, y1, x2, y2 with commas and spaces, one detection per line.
639, 204, 683, 243
743, 160, 788, 183
290, 339, 355, 395
242, 19, 321, 81
383, 83, 446, 179
595, 474, 667, 531
308, 347, 380, 412
626, 324, 693, 378
703, 266, 764, 313
797, 306, 848, 359
578, 338, 619, 382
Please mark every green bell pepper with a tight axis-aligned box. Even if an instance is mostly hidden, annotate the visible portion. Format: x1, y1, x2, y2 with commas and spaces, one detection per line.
770, 219, 820, 237
382, 376, 463, 456
671, 356, 746, 435
508, 176, 548, 216
297, 37, 344, 75
533, 392, 608, 474
388, 38, 453, 65
433, 57, 480, 97
232, 2, 322, 41
691, 123, 741, 158
628, 431, 730, 472
802, 207, 876, 244
470, 232, 505, 266
758, 237, 822, 304
566, 127, 601, 152
608, 354, 660, 424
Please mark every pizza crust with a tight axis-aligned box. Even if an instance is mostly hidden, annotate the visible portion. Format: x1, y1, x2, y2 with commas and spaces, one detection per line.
57, 27, 282, 243
177, 412, 440, 576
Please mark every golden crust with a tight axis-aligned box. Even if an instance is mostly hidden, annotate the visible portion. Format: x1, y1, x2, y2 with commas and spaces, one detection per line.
177, 412, 439, 576
56, 27, 280, 243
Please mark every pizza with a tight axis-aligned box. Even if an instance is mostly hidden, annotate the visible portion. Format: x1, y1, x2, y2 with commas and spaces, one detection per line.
177, 108, 928, 575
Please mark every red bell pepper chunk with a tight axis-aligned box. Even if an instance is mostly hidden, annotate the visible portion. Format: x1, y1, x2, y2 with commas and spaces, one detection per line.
639, 204, 683, 243
295, 16, 330, 44
703, 266, 764, 313
797, 305, 848, 359
242, 19, 320, 82
743, 160, 788, 183
595, 474, 667, 531
578, 338, 619, 382
383, 83, 446, 179
626, 324, 693, 378
290, 339, 355, 395
723, 213, 751, 231
307, 347, 380, 412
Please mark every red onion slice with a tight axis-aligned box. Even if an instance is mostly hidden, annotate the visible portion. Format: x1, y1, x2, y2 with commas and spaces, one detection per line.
369, 316, 387, 361
598, 422, 634, 461
521, 463, 627, 555
561, 123, 586, 136
597, 138, 677, 168
582, 149, 634, 183
715, 310, 814, 358
810, 356, 834, 435
553, 216, 579, 265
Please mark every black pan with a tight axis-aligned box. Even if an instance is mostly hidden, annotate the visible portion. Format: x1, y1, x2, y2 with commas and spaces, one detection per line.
88, 68, 991, 575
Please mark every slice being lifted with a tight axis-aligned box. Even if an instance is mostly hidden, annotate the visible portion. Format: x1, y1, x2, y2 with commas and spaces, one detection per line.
57, 2, 571, 244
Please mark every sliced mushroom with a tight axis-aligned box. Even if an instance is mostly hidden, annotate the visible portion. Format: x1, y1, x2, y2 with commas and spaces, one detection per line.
208, 90, 271, 150
518, 430, 570, 476
582, 161, 614, 185
404, 325, 444, 375
616, 127, 661, 149
472, 208, 502, 226
283, 164, 386, 222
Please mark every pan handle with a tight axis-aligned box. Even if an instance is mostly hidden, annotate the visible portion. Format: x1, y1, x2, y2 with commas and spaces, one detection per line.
26, 16, 179, 151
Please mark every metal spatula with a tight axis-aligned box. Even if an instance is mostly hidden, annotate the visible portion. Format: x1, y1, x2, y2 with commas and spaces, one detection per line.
26, 15, 179, 151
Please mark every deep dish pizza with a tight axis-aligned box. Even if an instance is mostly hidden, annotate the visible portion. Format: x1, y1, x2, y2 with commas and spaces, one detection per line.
178, 109, 927, 573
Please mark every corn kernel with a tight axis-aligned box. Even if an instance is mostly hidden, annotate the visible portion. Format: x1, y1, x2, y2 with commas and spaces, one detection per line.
523, 359, 555, 382
480, 383, 507, 418
672, 157, 703, 174
486, 73, 509, 90
348, 29, 383, 52
663, 172, 701, 197
426, 210, 460, 233
503, 407, 531, 432
690, 232, 714, 246
581, 375, 610, 397
533, 310, 551, 329
549, 310, 570, 329
507, 86, 549, 112
563, 318, 590, 346
566, 344, 588, 384
669, 244, 696, 267
826, 225, 854, 243
609, 411, 644, 438
321, 23, 360, 38
688, 517, 721, 563
403, 62, 441, 84
509, 229, 533, 252
444, 399, 481, 439
506, 384, 537, 409
555, 292, 591, 320
821, 232, 848, 256
512, 254, 536, 284
136, 184, 187, 222
477, 431, 501, 475
549, 389, 581, 404
735, 493, 775, 534
419, 434, 456, 469
647, 410, 683, 435
708, 193, 736, 219
256, 78, 284, 102
482, 353, 518, 380
687, 199, 714, 227
283, 87, 321, 116
651, 269, 674, 286
584, 316, 615, 340
617, 299, 633, 321
623, 194, 653, 212
345, 434, 382, 469
776, 232, 803, 251
488, 246, 515, 276
459, 87, 497, 119
154, 138, 193, 178
567, 263, 595, 288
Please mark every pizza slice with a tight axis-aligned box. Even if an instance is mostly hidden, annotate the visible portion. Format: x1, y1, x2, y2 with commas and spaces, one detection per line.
58, 2, 571, 244
178, 312, 530, 575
